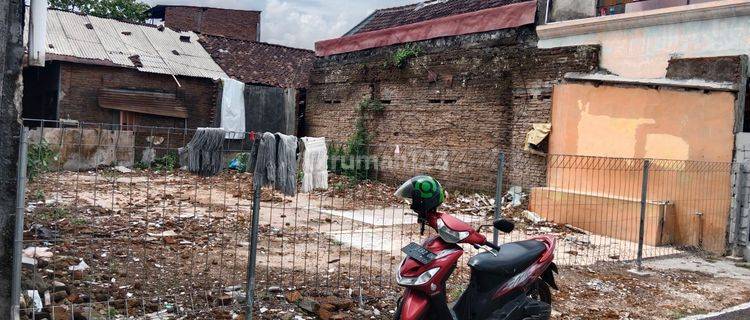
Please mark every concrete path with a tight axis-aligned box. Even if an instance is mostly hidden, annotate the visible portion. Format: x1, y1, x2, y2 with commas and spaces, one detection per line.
682, 302, 750, 320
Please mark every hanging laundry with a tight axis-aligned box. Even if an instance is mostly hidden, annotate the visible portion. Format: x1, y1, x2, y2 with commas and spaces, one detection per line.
275, 133, 298, 196
300, 137, 329, 193
186, 128, 226, 176
253, 133, 277, 187
220, 78, 246, 140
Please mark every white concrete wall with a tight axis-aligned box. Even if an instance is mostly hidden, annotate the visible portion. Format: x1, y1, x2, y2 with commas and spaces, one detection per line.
538, 0, 750, 78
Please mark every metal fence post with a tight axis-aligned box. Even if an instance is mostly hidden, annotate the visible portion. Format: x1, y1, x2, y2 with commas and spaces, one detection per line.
636, 159, 651, 271
246, 184, 262, 319
11, 127, 29, 320
732, 162, 748, 256
493, 152, 506, 245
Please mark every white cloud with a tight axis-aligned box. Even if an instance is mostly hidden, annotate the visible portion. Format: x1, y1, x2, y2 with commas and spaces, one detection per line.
143, 0, 420, 49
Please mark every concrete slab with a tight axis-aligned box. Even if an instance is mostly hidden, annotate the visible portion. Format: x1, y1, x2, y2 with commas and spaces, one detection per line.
682, 302, 750, 320
645, 257, 750, 280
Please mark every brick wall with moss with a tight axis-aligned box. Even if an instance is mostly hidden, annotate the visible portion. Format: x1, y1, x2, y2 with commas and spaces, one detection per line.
307, 27, 599, 191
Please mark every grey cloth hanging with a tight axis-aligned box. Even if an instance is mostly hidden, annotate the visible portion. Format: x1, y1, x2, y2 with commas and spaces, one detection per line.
186, 128, 226, 176
253, 132, 277, 187
274, 133, 298, 196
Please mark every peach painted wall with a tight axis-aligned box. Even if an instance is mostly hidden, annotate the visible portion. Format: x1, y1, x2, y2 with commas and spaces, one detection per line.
549, 83, 736, 162
535, 83, 736, 252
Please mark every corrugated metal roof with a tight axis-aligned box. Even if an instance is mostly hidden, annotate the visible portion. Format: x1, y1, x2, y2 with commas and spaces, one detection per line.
42, 9, 228, 80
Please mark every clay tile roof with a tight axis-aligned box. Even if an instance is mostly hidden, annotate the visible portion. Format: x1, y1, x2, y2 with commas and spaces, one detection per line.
347, 0, 529, 35
199, 35, 314, 89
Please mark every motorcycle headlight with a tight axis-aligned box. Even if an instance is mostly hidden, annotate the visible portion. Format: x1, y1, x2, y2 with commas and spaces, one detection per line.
397, 267, 440, 286
436, 219, 470, 243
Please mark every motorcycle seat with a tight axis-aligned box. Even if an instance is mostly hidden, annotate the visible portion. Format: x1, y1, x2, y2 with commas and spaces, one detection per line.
468, 240, 546, 276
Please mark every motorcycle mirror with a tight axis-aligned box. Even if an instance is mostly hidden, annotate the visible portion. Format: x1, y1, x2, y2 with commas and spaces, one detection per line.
494, 219, 515, 233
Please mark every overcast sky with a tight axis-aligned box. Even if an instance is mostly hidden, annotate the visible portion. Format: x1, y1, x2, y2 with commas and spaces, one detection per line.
142, 0, 421, 50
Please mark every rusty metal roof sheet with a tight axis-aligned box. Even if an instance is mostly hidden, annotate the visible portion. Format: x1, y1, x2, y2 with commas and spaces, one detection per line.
43, 9, 228, 79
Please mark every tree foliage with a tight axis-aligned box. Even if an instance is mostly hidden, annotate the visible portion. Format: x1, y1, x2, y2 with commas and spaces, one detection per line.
49, 0, 151, 23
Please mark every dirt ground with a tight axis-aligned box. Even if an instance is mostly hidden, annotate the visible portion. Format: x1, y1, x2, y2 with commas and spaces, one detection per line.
17, 169, 750, 319
554, 260, 750, 319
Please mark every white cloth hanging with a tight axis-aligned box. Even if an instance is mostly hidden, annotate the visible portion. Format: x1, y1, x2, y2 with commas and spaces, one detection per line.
220, 78, 246, 139
300, 137, 328, 193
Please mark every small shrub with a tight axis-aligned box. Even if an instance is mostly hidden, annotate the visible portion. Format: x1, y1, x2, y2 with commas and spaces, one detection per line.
134, 161, 150, 171
393, 46, 421, 69
358, 99, 384, 113
235, 152, 251, 172
134, 152, 178, 172
71, 217, 87, 226
37, 206, 70, 222
27, 141, 59, 181
32, 190, 45, 202
328, 98, 387, 181
333, 182, 346, 192
153, 152, 179, 172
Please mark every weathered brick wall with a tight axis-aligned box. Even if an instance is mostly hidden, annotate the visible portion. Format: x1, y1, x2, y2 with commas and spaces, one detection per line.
164, 7, 260, 42
59, 62, 217, 128
58, 62, 218, 155
307, 27, 599, 191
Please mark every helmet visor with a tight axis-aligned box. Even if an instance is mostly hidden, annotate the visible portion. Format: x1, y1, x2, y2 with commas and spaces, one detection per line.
394, 178, 416, 199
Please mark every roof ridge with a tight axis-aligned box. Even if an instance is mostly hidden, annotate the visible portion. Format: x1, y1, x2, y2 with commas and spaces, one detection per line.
350, 0, 526, 35
147, 4, 261, 13
46, 6, 160, 29
371, 0, 457, 14
201, 35, 314, 53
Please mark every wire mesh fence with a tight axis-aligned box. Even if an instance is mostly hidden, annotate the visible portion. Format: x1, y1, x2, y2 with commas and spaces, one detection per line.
12, 120, 734, 319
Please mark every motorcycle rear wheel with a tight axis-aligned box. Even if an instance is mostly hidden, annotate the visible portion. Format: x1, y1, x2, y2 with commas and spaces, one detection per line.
520, 281, 552, 320
528, 281, 552, 305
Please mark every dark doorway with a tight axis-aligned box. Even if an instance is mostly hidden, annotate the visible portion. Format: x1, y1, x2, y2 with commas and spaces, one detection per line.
22, 62, 60, 127
296, 88, 307, 137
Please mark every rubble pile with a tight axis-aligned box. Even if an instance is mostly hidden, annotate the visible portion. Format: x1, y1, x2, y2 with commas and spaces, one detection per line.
443, 192, 495, 216
18, 171, 258, 319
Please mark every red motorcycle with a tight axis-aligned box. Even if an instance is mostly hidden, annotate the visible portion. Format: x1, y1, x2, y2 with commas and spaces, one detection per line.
394, 211, 558, 320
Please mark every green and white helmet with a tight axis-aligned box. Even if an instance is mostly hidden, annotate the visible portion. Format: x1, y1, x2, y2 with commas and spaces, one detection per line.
395, 175, 446, 214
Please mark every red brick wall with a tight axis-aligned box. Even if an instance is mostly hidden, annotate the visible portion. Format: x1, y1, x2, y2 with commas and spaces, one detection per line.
57, 62, 219, 158
58, 62, 217, 129
164, 7, 260, 41
307, 28, 599, 191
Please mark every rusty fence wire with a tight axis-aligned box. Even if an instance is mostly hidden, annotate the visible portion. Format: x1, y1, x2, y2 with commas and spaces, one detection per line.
514, 155, 732, 267
11, 120, 734, 319
16, 120, 258, 320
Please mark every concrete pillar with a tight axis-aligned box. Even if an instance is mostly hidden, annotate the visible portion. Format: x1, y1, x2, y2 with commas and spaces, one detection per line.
0, 0, 25, 317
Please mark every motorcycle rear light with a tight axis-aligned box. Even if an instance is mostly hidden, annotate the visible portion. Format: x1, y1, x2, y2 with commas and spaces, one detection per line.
436, 219, 469, 243
397, 267, 440, 286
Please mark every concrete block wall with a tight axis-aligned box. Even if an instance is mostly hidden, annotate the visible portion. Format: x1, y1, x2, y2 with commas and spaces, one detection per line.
307, 27, 599, 190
